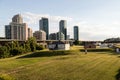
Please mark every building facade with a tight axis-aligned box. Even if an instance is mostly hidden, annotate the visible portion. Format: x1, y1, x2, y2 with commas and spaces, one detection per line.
5, 25, 11, 39
56, 32, 65, 40
33, 30, 46, 40
59, 20, 67, 40
67, 35, 70, 40
39, 17, 49, 40
48, 41, 70, 50
28, 28, 33, 38
74, 26, 79, 40
49, 33, 57, 40
5, 14, 30, 40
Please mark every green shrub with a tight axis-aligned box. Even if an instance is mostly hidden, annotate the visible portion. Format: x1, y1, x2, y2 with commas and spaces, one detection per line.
73, 40, 80, 45
0, 46, 9, 58
27, 37, 37, 52
80, 48, 113, 52
10, 47, 25, 56
24, 43, 31, 52
0, 74, 15, 80
36, 45, 44, 50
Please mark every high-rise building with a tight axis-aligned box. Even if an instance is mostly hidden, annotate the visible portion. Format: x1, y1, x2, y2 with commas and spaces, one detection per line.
74, 26, 79, 40
59, 20, 67, 40
33, 30, 46, 40
49, 33, 57, 40
5, 14, 31, 40
12, 14, 23, 23
5, 25, 11, 39
67, 35, 70, 40
56, 32, 65, 40
39, 17, 49, 40
28, 28, 33, 38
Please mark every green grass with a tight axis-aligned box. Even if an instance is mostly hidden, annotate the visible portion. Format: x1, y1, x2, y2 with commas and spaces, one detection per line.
0, 46, 120, 80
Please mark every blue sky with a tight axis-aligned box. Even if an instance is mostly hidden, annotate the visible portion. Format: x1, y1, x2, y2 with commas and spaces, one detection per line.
1, 0, 120, 41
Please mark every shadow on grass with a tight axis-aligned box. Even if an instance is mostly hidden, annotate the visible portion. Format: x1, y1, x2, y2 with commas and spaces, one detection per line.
115, 69, 120, 80
17, 50, 74, 59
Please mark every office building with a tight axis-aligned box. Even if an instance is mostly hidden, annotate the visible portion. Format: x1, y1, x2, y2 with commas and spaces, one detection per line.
33, 30, 46, 40
59, 20, 67, 40
74, 26, 79, 40
5, 25, 11, 39
39, 17, 49, 40
49, 33, 57, 40
56, 32, 65, 40
5, 14, 31, 40
67, 35, 70, 40
28, 28, 33, 38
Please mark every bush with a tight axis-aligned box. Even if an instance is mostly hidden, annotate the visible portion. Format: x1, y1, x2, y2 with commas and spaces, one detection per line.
0, 74, 15, 80
80, 48, 113, 52
73, 40, 80, 45
27, 37, 37, 52
36, 45, 44, 50
10, 47, 25, 56
23, 43, 31, 52
0, 46, 9, 58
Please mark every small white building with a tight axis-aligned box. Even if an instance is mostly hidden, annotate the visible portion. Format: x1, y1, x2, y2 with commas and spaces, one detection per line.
116, 48, 120, 53
100, 43, 108, 48
48, 41, 70, 50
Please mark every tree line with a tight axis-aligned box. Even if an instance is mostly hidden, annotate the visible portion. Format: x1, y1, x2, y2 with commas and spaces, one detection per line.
0, 37, 44, 59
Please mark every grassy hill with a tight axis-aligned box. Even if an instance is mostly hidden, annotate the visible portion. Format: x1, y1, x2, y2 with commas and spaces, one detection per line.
0, 46, 120, 80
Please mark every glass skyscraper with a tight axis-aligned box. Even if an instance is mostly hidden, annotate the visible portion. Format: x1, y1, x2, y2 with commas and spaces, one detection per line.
39, 18, 49, 40
59, 20, 67, 40
74, 26, 79, 40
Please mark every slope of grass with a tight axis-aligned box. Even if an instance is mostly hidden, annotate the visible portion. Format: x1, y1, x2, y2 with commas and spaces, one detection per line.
0, 46, 120, 80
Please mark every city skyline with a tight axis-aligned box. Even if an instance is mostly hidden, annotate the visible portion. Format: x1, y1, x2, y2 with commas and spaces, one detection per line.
1, 0, 120, 41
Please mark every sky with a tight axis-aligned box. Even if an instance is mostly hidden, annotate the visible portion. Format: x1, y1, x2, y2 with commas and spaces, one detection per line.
1, 0, 120, 41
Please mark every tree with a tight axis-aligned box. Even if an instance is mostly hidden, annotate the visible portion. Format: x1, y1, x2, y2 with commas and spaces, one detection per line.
27, 37, 37, 52
73, 40, 80, 45
24, 42, 31, 52
36, 45, 44, 50
0, 46, 9, 58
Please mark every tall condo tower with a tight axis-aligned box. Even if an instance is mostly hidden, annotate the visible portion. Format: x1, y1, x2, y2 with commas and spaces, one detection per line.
59, 20, 67, 40
5, 14, 31, 40
39, 17, 49, 40
74, 26, 79, 40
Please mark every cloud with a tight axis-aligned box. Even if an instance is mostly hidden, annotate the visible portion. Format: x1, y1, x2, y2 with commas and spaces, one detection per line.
71, 21, 120, 41
22, 12, 72, 25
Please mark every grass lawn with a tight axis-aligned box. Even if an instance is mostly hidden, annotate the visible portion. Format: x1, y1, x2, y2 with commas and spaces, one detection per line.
0, 46, 120, 80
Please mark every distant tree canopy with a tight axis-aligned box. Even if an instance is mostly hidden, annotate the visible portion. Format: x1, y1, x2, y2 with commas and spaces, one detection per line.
73, 40, 80, 45
0, 37, 44, 59
27, 37, 37, 52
